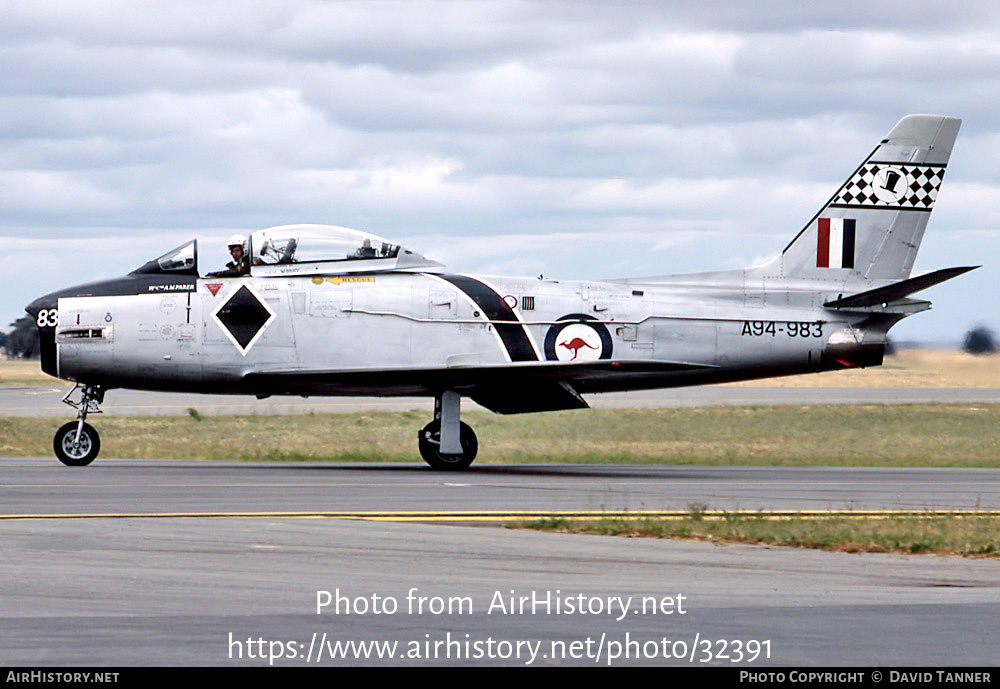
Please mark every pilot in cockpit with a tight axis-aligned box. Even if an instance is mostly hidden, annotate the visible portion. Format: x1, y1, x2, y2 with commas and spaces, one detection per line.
353, 237, 378, 259
206, 234, 251, 277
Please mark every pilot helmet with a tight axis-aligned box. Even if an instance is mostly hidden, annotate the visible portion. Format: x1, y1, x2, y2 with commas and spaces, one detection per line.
227, 234, 247, 250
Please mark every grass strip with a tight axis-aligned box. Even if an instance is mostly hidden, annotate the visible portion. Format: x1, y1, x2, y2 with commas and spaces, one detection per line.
2, 404, 1000, 466
511, 511, 1000, 558
0, 361, 60, 386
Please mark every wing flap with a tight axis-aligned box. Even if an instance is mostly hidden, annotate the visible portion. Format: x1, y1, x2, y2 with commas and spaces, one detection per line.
470, 381, 589, 414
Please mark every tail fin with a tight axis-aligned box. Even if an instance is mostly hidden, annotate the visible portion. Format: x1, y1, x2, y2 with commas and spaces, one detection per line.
773, 115, 961, 283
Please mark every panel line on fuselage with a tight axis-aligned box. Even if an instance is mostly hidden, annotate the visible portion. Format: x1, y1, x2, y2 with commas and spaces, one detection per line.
421, 273, 511, 362
425, 273, 539, 363
462, 273, 543, 360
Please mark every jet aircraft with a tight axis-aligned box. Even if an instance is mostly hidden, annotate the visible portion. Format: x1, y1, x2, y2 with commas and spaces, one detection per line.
26, 115, 975, 469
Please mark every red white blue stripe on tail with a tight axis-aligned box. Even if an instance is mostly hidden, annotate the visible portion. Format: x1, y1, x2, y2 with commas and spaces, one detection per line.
816, 218, 855, 269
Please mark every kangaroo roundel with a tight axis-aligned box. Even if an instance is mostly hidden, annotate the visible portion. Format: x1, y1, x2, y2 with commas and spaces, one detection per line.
544, 314, 613, 362
555, 324, 601, 361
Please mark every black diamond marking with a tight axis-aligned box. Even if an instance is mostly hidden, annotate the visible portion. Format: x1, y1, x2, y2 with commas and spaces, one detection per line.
216, 285, 271, 349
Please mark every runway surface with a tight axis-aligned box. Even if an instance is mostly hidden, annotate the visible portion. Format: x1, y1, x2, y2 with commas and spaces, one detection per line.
4, 459, 1000, 514
2, 459, 999, 666
3, 384, 1000, 416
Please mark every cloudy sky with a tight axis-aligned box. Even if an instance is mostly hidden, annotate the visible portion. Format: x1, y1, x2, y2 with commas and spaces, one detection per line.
2, 0, 998, 343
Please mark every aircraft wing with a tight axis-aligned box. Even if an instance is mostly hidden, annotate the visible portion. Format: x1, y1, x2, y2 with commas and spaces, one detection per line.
244, 360, 717, 414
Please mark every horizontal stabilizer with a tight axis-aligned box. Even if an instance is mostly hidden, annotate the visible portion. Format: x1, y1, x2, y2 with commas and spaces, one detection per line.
823, 266, 978, 309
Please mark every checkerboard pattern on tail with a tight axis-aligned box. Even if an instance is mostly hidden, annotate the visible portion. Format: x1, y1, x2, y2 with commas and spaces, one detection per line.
834, 164, 945, 209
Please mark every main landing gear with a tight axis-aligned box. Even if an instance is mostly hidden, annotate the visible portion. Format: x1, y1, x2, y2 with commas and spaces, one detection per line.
418, 390, 478, 470
53, 384, 104, 466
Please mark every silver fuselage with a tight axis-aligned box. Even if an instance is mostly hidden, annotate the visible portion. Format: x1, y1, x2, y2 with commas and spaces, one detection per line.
40, 268, 888, 403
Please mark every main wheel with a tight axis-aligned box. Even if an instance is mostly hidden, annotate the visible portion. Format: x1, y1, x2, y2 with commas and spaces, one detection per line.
418, 420, 478, 470
53, 421, 101, 467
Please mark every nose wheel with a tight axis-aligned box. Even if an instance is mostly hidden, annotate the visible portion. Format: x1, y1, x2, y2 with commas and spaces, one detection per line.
419, 391, 478, 470
54, 384, 104, 466
54, 421, 101, 466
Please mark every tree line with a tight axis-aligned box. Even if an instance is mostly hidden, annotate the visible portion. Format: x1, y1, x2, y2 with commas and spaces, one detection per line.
4, 316, 40, 359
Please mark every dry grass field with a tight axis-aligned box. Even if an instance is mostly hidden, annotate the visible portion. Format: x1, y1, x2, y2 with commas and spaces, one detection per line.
726, 349, 1000, 388
0, 360, 60, 386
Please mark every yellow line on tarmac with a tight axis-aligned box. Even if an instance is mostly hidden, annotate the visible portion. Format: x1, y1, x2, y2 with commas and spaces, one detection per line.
3, 509, 1000, 522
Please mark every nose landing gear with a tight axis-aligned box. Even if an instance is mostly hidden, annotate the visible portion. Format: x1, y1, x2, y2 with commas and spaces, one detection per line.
418, 390, 478, 470
54, 384, 104, 466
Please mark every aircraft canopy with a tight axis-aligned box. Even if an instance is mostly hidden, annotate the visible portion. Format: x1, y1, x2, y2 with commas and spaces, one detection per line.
131, 239, 199, 276
132, 225, 441, 278
248, 224, 441, 276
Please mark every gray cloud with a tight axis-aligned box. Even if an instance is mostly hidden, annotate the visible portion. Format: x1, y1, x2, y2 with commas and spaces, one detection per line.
2, 0, 999, 342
